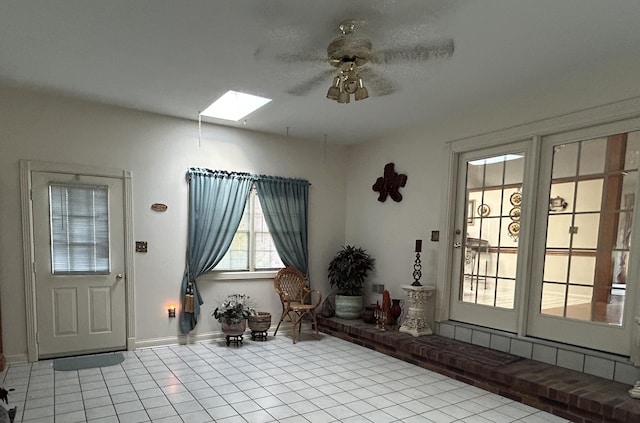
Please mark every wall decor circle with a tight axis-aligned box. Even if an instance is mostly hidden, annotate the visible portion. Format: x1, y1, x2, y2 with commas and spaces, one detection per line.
509, 207, 521, 221
510, 192, 522, 206
508, 221, 520, 237
477, 203, 491, 217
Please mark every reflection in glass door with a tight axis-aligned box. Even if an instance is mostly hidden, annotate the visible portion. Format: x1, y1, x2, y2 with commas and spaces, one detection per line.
464, 154, 524, 309
541, 136, 638, 324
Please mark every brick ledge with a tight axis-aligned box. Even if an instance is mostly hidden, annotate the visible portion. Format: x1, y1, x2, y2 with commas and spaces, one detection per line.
317, 316, 640, 423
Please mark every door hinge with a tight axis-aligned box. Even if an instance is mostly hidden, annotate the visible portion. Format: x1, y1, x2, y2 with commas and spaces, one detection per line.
30, 189, 33, 200
33, 262, 37, 274
35, 331, 39, 343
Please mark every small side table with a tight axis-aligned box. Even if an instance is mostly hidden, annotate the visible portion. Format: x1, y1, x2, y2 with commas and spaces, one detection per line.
399, 285, 435, 337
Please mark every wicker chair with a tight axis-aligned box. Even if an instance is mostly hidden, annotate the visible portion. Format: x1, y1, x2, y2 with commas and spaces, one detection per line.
273, 267, 322, 344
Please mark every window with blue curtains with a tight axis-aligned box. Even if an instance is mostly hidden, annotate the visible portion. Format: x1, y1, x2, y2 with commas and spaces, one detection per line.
180, 168, 309, 334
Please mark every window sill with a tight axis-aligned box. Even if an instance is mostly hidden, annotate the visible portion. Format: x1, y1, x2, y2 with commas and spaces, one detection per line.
201, 270, 279, 281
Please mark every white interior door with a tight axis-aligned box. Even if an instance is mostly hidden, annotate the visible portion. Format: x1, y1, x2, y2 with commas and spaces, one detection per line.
527, 125, 640, 355
32, 171, 126, 358
449, 142, 529, 332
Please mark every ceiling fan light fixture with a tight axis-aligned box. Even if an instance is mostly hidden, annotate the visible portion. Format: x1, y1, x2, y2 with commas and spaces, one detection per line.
344, 77, 359, 94
337, 90, 350, 104
326, 86, 340, 100
326, 76, 341, 100
327, 60, 370, 103
355, 79, 369, 101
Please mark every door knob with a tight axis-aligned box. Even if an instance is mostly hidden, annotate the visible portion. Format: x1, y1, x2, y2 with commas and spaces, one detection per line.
116, 273, 124, 281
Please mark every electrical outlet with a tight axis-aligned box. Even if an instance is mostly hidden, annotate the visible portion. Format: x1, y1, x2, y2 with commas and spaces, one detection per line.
371, 283, 385, 294
136, 241, 148, 253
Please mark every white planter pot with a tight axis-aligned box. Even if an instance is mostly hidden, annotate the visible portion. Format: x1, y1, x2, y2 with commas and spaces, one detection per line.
335, 295, 364, 319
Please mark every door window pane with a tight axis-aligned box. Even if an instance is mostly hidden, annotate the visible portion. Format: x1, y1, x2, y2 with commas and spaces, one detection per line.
572, 213, 600, 248
565, 285, 593, 320
543, 254, 568, 282
546, 215, 572, 248
541, 282, 566, 316
552, 142, 579, 179
568, 256, 596, 285
50, 184, 110, 274
575, 180, 603, 212
579, 138, 606, 175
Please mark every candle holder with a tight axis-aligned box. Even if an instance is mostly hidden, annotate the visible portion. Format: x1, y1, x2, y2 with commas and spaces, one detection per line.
374, 308, 387, 331
412, 252, 422, 286
412, 239, 423, 286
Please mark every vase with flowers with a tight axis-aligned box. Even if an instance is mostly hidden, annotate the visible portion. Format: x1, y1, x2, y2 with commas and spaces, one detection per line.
212, 294, 255, 346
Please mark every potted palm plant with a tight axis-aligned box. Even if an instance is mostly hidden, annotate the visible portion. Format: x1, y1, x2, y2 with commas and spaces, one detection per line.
328, 245, 375, 319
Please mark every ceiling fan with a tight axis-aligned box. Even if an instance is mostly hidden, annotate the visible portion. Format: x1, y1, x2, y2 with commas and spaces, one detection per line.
282, 19, 454, 103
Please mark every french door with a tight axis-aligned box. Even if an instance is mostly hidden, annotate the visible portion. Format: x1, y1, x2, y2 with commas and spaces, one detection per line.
449, 120, 640, 356
449, 141, 530, 332
527, 124, 640, 354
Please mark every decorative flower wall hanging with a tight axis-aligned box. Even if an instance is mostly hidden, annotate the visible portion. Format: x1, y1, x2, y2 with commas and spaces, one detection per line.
372, 162, 407, 202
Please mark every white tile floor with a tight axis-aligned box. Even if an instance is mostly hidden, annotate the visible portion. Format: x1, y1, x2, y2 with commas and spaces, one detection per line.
1, 334, 569, 422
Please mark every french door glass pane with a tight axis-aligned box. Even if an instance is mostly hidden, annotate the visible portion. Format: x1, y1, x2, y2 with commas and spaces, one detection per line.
540, 133, 639, 324
462, 153, 525, 309
50, 184, 110, 274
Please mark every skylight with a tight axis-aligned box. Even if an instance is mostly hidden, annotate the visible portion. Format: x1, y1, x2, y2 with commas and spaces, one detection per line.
200, 90, 271, 121
469, 154, 523, 166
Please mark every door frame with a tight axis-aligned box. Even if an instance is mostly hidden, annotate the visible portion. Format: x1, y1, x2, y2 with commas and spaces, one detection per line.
20, 160, 136, 362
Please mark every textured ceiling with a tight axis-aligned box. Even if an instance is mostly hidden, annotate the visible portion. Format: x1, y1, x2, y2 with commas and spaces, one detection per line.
2, 0, 640, 144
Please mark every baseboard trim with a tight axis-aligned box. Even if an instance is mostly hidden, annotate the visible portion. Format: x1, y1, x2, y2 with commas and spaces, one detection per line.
5, 353, 29, 365
135, 332, 222, 349
3, 325, 287, 365
135, 325, 283, 350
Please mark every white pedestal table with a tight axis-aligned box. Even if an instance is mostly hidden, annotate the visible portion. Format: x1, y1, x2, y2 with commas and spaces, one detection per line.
399, 284, 435, 337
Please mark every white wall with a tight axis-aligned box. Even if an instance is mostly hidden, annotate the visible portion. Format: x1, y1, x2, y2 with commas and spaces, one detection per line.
0, 85, 348, 361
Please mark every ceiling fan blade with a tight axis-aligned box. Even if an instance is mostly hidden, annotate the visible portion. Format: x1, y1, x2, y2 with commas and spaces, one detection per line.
254, 46, 326, 64
371, 38, 454, 64
359, 67, 395, 96
276, 52, 326, 64
287, 68, 336, 96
